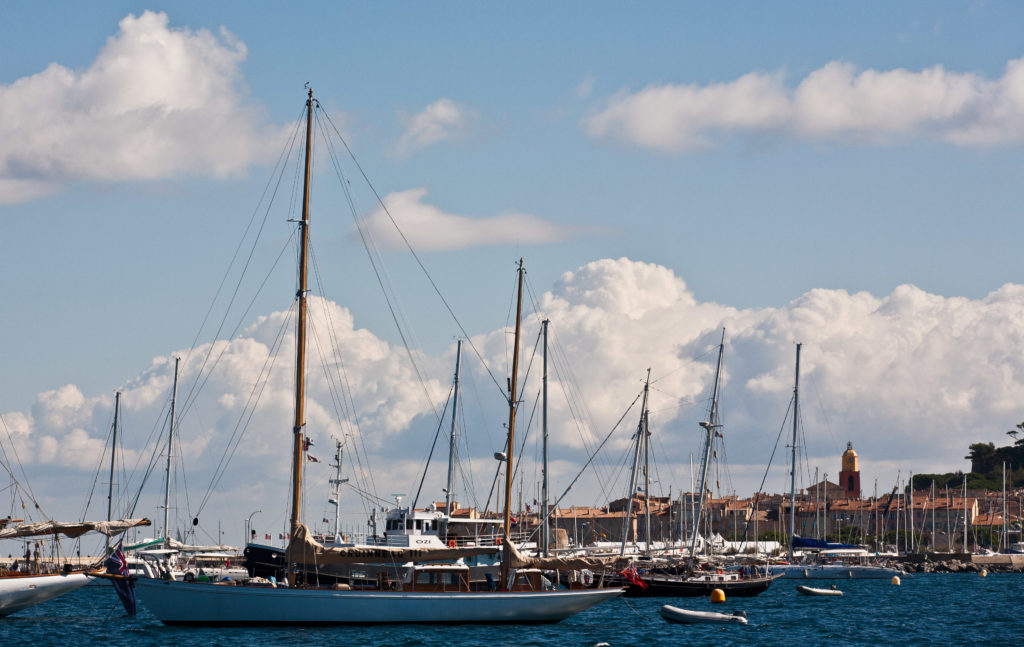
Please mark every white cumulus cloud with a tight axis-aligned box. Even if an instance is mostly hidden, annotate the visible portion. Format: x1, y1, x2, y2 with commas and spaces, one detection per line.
395, 98, 476, 156
6, 258, 1024, 535
0, 11, 282, 204
583, 56, 1024, 151
358, 187, 599, 251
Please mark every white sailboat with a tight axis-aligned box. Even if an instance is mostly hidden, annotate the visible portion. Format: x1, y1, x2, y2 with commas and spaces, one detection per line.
135, 87, 623, 624
0, 518, 150, 616
770, 344, 902, 580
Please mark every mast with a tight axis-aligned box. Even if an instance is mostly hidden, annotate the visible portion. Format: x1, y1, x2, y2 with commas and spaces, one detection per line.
541, 320, 550, 557
106, 391, 121, 550
330, 440, 345, 542
290, 86, 314, 538
1002, 462, 1007, 552
163, 357, 180, 547
930, 479, 936, 551
909, 470, 915, 551
444, 340, 463, 519
690, 328, 725, 561
788, 342, 801, 561
963, 477, 968, 551
500, 259, 524, 588
643, 407, 651, 554
620, 369, 650, 556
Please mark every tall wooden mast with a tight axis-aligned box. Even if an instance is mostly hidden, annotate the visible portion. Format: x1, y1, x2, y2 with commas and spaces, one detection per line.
500, 259, 524, 588
290, 87, 314, 537
788, 342, 801, 561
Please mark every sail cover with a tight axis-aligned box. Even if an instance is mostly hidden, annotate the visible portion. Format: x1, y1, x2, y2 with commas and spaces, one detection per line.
286, 523, 500, 565
503, 537, 634, 571
0, 518, 151, 540
791, 535, 862, 550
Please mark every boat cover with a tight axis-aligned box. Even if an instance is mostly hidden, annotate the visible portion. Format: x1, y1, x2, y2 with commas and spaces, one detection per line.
791, 536, 862, 550
286, 523, 499, 565
0, 518, 151, 540
504, 538, 633, 571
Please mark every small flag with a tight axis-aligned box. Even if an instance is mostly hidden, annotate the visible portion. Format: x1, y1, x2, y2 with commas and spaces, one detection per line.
104, 541, 136, 616
620, 565, 648, 590
307, 454, 320, 463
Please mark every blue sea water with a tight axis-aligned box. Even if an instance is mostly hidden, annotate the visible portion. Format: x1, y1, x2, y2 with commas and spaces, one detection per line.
3, 574, 1022, 647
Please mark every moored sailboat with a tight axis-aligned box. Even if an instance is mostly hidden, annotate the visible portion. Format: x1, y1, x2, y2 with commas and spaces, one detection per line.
606, 331, 778, 597
0, 518, 150, 616
134, 87, 623, 625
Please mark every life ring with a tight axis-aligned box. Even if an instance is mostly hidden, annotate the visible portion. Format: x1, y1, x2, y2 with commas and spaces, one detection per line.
494, 536, 502, 545
580, 569, 594, 586
448, 539, 456, 548
716, 568, 724, 575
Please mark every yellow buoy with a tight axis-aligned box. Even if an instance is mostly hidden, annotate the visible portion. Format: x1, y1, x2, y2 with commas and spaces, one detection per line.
979, 568, 988, 578
710, 588, 726, 603
890, 576, 901, 586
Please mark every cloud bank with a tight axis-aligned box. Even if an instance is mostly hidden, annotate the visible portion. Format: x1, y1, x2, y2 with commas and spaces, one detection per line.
583, 57, 1024, 152
0, 11, 281, 203
358, 188, 597, 251
5, 258, 1023, 535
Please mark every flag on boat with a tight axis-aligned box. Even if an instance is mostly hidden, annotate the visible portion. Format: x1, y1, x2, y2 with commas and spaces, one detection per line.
104, 540, 136, 616
620, 565, 648, 589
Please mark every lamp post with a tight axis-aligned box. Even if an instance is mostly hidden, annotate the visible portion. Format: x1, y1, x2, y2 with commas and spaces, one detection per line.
245, 510, 262, 546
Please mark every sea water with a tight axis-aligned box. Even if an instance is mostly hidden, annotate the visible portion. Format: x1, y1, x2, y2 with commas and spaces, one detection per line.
3, 574, 1022, 646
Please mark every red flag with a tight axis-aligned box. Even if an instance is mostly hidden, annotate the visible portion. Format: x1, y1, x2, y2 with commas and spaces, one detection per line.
620, 565, 648, 589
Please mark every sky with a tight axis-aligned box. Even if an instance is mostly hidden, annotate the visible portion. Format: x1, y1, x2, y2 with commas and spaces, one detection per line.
2, 2, 1024, 549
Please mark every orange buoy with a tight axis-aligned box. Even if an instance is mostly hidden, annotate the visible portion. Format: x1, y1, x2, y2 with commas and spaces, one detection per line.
710, 588, 726, 603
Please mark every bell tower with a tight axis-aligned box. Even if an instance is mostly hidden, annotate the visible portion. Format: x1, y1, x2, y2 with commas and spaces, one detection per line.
839, 441, 861, 499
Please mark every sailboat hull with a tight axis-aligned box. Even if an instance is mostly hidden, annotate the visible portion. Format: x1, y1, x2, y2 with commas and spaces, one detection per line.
0, 573, 90, 616
135, 579, 623, 625
772, 564, 902, 579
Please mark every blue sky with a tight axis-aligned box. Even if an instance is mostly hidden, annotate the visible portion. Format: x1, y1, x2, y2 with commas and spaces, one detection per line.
3, 2, 1024, 540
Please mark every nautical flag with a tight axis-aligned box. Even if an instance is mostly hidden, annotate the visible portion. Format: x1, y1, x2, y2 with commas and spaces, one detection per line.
620, 565, 648, 590
307, 454, 321, 463
104, 540, 136, 616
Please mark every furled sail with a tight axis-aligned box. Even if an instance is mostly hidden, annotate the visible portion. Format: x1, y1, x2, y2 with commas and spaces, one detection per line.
285, 523, 500, 566
0, 517, 151, 540
503, 537, 633, 571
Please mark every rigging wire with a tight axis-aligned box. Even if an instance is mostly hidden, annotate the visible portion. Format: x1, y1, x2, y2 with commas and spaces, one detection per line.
176, 107, 306, 420
317, 106, 506, 399
191, 303, 296, 518
314, 109, 444, 433
308, 244, 378, 516
410, 385, 455, 510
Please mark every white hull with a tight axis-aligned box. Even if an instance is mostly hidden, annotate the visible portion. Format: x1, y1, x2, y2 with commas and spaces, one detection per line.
796, 585, 843, 596
136, 579, 623, 625
659, 605, 748, 625
773, 564, 901, 579
0, 573, 90, 616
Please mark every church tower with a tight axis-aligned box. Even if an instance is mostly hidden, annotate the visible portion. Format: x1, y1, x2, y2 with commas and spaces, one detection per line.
839, 441, 861, 499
